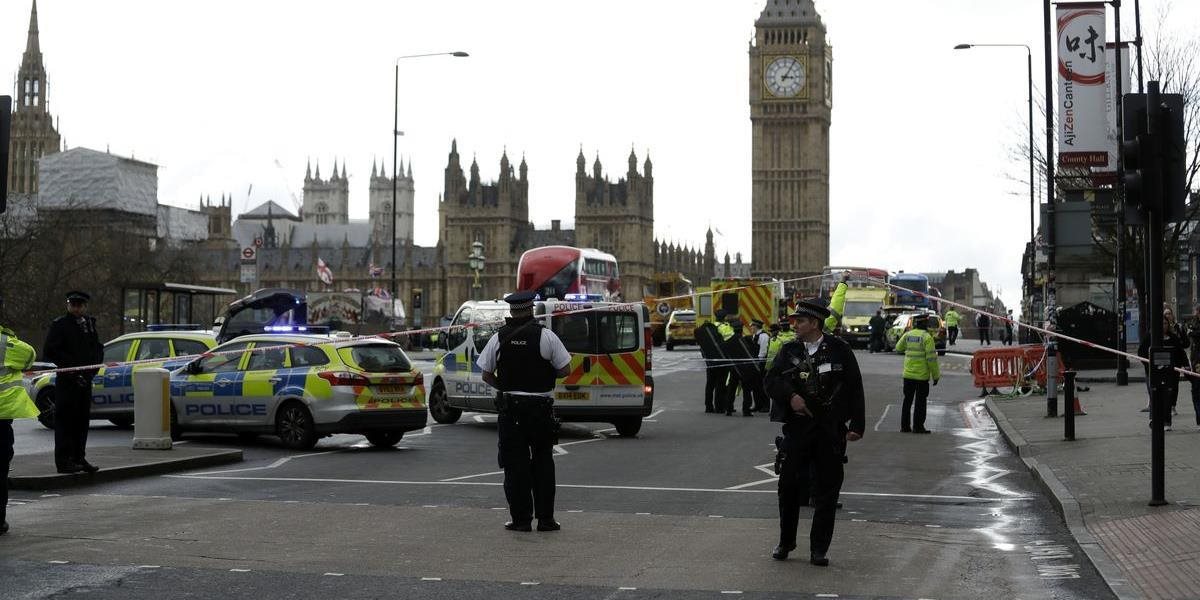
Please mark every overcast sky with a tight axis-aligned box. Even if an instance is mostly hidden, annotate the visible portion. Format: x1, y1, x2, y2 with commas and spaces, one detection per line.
4, 0, 1196, 313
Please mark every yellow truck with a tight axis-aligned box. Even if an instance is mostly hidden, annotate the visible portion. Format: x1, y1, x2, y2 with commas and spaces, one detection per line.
642, 272, 695, 346
837, 287, 889, 347
697, 278, 784, 328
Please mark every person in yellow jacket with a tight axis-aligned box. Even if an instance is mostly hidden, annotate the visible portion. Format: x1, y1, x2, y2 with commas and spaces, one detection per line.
1, 324, 40, 536
895, 314, 940, 434
943, 308, 962, 346
823, 277, 848, 334
765, 318, 797, 370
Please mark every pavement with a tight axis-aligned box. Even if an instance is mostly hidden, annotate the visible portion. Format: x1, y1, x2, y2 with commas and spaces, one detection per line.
985, 379, 1200, 600
8, 445, 243, 490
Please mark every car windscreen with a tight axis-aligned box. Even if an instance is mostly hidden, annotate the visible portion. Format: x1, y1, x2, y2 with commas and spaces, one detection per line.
843, 301, 881, 318
339, 344, 412, 373
673, 312, 696, 323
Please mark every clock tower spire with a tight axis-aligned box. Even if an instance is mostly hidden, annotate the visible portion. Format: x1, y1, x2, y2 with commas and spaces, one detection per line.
748, 0, 832, 287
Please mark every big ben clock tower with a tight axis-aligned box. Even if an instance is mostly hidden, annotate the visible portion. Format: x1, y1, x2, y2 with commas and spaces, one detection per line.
749, 0, 832, 285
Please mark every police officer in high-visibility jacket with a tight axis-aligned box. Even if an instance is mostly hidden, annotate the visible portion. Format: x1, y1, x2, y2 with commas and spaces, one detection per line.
477, 291, 572, 533
895, 314, 940, 434
765, 318, 796, 371
1, 324, 40, 536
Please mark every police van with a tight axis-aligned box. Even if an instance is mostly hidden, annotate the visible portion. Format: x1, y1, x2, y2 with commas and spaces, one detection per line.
170, 332, 427, 449
429, 295, 654, 436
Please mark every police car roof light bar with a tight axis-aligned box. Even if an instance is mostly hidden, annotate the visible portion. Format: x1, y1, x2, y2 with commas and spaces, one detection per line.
146, 324, 206, 332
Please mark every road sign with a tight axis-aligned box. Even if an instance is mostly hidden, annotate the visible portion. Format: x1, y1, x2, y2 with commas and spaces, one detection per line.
253, 237, 263, 248
239, 262, 257, 284
242, 247, 256, 260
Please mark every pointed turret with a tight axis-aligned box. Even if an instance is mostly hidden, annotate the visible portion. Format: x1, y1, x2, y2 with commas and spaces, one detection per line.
592, 153, 602, 180
406, 159, 413, 179
519, 154, 528, 181
305, 159, 312, 181
370, 158, 377, 178
644, 151, 653, 178
576, 146, 586, 174
314, 159, 321, 180
397, 156, 404, 179
25, 0, 40, 56
628, 145, 637, 174
470, 155, 480, 185
332, 158, 339, 180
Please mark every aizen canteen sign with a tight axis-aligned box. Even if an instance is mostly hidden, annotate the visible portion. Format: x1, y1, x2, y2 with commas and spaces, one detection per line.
1057, 3, 1108, 168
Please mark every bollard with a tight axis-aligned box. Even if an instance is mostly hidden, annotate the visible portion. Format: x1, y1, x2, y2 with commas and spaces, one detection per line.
132, 367, 172, 450
1063, 371, 1076, 441
1045, 341, 1058, 417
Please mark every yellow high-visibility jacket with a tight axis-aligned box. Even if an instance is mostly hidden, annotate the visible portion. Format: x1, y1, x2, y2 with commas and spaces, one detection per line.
0, 325, 39, 419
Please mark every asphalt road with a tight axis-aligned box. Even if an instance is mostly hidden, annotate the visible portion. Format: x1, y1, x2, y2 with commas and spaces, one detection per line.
3, 348, 1115, 599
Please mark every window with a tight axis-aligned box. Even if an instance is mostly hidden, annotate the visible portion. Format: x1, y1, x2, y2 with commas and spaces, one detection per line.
289, 346, 330, 367
135, 338, 171, 360
172, 339, 210, 357
245, 343, 286, 371
103, 340, 134, 363
552, 313, 593, 353
471, 308, 508, 353
340, 344, 411, 373
598, 313, 639, 353
198, 342, 251, 373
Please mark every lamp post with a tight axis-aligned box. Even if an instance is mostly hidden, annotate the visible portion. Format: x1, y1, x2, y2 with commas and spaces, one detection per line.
468, 240, 486, 300
391, 51, 469, 301
953, 43, 1035, 340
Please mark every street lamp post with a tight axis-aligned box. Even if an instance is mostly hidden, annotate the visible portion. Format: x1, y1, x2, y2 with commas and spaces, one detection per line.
953, 43, 1035, 340
391, 51, 469, 302
468, 240, 486, 300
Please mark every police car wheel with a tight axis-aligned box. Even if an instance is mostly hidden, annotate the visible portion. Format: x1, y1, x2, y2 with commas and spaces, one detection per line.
428, 381, 461, 425
365, 431, 404, 448
613, 417, 642, 437
276, 402, 318, 450
108, 417, 134, 429
35, 388, 56, 430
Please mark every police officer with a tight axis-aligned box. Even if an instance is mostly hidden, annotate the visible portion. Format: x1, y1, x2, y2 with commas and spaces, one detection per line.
764, 299, 865, 566
714, 311, 738, 415
43, 291, 104, 474
477, 290, 572, 532
868, 310, 887, 353
748, 320, 770, 412
896, 314, 940, 434
944, 308, 961, 346
1, 322, 40, 535
696, 318, 727, 413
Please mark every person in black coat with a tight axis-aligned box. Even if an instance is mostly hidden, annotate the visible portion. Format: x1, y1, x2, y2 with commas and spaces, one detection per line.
695, 320, 727, 413
868, 310, 887, 353
43, 291, 104, 474
1138, 308, 1189, 430
764, 299, 865, 567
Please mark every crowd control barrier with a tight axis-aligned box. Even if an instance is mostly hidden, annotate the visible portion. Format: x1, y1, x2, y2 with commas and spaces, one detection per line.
970, 344, 1064, 392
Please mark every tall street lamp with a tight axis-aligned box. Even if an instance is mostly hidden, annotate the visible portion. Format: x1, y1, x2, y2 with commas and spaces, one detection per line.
954, 43, 1035, 340
391, 51, 469, 301
468, 240, 486, 300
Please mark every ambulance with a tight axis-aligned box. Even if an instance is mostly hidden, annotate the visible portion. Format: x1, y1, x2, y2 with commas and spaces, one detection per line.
429, 294, 654, 437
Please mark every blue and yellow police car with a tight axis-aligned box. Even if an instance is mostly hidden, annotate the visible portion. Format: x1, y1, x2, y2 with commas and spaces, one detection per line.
170, 332, 427, 449
30, 326, 217, 430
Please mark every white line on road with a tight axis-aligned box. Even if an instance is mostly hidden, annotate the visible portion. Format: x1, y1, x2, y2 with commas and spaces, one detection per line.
725, 477, 777, 490
163, 473, 1030, 501
439, 470, 503, 482
874, 404, 893, 432
186, 449, 343, 475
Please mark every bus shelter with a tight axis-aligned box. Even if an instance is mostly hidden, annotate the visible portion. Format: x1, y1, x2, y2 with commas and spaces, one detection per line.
120, 282, 239, 334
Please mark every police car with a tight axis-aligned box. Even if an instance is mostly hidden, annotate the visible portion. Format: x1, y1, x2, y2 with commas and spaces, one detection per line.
30, 326, 217, 430
429, 295, 654, 437
169, 332, 427, 449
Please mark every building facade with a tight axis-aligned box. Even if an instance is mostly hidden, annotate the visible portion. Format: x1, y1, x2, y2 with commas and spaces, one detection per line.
575, 148, 655, 300
749, 0, 832, 281
6, 0, 60, 197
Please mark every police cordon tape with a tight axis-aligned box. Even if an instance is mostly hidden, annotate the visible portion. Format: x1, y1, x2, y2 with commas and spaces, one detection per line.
859, 276, 1200, 381
23, 273, 834, 379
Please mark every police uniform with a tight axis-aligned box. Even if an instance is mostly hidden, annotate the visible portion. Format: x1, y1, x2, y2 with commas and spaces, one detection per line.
476, 291, 571, 532
1, 324, 40, 535
895, 316, 940, 434
43, 291, 104, 473
764, 299, 865, 566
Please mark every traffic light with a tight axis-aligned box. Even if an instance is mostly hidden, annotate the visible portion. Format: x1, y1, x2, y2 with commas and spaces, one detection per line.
1121, 96, 1159, 214
0, 95, 10, 214
1122, 87, 1187, 221
1158, 95, 1187, 224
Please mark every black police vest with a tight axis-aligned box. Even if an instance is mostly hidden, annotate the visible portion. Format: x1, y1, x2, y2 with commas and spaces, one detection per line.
496, 318, 558, 394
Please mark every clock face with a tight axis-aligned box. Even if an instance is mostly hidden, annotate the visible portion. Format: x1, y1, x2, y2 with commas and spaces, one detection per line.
764, 56, 806, 98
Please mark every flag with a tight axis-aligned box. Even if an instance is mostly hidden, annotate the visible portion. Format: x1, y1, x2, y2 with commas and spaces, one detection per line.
369, 264, 384, 278
316, 257, 334, 285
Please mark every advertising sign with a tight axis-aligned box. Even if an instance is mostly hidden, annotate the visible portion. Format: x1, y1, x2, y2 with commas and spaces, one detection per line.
239, 261, 256, 284
308, 292, 362, 326
1096, 43, 1131, 174
1057, 3, 1108, 168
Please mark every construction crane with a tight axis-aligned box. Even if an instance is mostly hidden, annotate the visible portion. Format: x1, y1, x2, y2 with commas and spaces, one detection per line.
273, 158, 303, 215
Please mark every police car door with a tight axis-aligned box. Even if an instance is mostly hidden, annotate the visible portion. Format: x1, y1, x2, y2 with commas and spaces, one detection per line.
239, 341, 288, 427
93, 339, 134, 413
176, 342, 251, 427
465, 308, 506, 411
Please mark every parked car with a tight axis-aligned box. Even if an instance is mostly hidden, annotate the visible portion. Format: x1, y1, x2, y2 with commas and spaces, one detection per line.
29, 327, 217, 430
885, 312, 947, 355
170, 332, 427, 449
665, 309, 697, 350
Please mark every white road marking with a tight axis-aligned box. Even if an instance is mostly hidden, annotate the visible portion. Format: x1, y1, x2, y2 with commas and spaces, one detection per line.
440, 470, 503, 482
720, 591, 743, 595
40, 494, 61, 498
48, 560, 69, 564
472, 414, 495, 424
323, 572, 344, 576
136, 565, 160, 569
230, 568, 251, 572
618, 587, 637, 591
636, 512, 652, 515
520, 582, 540, 586
873, 404, 893, 432
163, 474, 1030, 501
186, 449, 342, 475
421, 577, 442, 581
645, 409, 664, 419
725, 477, 777, 490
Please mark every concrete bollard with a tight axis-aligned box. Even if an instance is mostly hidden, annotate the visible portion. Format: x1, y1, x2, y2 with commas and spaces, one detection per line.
132, 367, 172, 450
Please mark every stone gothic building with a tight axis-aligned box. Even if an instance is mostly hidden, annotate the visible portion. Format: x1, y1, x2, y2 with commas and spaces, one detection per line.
6, 0, 60, 197
574, 148, 656, 302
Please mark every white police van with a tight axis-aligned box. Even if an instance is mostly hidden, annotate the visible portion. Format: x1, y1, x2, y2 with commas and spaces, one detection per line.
429, 295, 654, 436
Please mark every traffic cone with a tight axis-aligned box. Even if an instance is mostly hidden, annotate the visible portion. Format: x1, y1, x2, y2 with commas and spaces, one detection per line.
1072, 392, 1087, 416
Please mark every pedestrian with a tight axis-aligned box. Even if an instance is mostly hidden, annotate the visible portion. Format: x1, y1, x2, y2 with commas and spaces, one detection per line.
696, 319, 727, 413
747, 320, 771, 413
944, 308, 961, 346
1002, 309, 1015, 345
476, 290, 572, 532
763, 299, 865, 566
1138, 307, 1188, 430
869, 309, 887, 353
1186, 304, 1200, 429
43, 291, 104, 474
976, 311, 992, 345
716, 312, 740, 415
1, 321, 41, 536
896, 314, 940, 434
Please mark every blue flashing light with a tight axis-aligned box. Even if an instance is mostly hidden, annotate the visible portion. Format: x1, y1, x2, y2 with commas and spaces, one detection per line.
563, 293, 603, 302
264, 325, 308, 332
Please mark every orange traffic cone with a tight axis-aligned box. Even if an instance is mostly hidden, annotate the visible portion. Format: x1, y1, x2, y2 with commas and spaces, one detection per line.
1071, 391, 1087, 416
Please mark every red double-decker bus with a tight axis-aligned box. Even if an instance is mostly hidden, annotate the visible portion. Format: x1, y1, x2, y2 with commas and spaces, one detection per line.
517, 246, 620, 301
